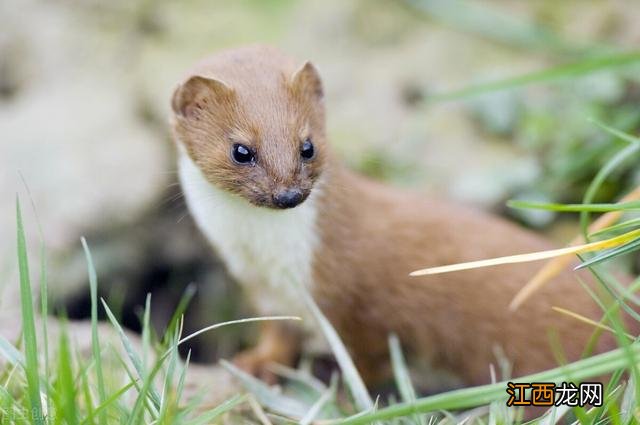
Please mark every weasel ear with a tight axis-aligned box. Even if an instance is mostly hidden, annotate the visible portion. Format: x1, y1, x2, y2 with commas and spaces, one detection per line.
290, 61, 323, 101
171, 75, 233, 118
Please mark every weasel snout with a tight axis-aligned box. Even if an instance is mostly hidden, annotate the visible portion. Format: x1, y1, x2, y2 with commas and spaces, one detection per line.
272, 188, 306, 209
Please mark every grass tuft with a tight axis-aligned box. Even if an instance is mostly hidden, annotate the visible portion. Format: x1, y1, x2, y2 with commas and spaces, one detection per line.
15, 197, 44, 425
81, 237, 107, 425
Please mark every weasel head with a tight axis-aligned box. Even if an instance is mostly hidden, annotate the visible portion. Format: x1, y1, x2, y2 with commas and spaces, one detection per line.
171, 46, 327, 210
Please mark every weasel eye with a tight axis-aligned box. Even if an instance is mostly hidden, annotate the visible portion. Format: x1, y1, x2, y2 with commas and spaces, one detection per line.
231, 143, 254, 164
301, 138, 315, 160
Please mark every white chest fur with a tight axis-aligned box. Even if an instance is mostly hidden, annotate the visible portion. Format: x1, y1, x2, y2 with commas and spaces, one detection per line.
178, 153, 322, 338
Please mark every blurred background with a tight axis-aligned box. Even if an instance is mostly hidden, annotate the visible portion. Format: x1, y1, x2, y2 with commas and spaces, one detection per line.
1, 0, 640, 363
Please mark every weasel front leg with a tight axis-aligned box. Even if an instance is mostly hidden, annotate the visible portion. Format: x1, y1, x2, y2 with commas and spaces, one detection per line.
233, 321, 301, 384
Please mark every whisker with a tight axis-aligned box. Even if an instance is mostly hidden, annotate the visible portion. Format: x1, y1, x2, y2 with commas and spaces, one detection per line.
177, 211, 191, 223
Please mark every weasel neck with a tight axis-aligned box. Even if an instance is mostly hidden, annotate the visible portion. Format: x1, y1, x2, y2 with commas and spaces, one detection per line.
178, 152, 325, 326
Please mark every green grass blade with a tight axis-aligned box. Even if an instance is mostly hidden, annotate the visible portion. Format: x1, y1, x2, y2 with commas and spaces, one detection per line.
162, 283, 196, 345
336, 344, 640, 424
159, 326, 180, 422
0, 383, 18, 413
590, 260, 640, 409
407, 0, 580, 53
15, 197, 44, 425
590, 119, 640, 146
590, 218, 640, 238
429, 51, 640, 102
576, 237, 640, 270
595, 384, 624, 425
297, 284, 374, 411
609, 313, 640, 409
580, 121, 640, 239
267, 363, 327, 394
0, 336, 24, 367
101, 299, 162, 410
141, 294, 151, 373
621, 376, 636, 424
220, 359, 309, 418
56, 324, 79, 425
579, 136, 640, 240
185, 394, 247, 425
581, 262, 640, 325
127, 355, 168, 425
507, 199, 640, 213
174, 349, 190, 411
81, 237, 107, 425
389, 334, 425, 425
81, 382, 135, 425
77, 354, 95, 425
300, 375, 338, 425
20, 176, 52, 419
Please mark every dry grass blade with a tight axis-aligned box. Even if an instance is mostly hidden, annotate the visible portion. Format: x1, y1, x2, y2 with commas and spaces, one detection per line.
551, 307, 634, 341
248, 395, 273, 425
509, 185, 640, 310
410, 229, 640, 277
176, 316, 301, 348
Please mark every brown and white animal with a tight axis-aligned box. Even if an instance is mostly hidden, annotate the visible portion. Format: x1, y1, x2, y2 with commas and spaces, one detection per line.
170, 45, 620, 390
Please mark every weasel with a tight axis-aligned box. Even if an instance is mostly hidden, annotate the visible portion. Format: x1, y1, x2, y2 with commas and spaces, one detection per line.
171, 45, 620, 388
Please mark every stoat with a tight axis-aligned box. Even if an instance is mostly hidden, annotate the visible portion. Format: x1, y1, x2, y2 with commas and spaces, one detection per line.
171, 45, 618, 389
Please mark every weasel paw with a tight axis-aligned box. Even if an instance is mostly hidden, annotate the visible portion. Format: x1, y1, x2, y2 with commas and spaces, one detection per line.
233, 350, 279, 385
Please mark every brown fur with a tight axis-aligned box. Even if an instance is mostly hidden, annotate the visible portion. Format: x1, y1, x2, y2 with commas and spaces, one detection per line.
314, 168, 618, 386
171, 45, 631, 389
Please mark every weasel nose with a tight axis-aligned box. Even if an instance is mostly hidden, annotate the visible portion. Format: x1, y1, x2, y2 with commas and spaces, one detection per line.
273, 188, 304, 209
